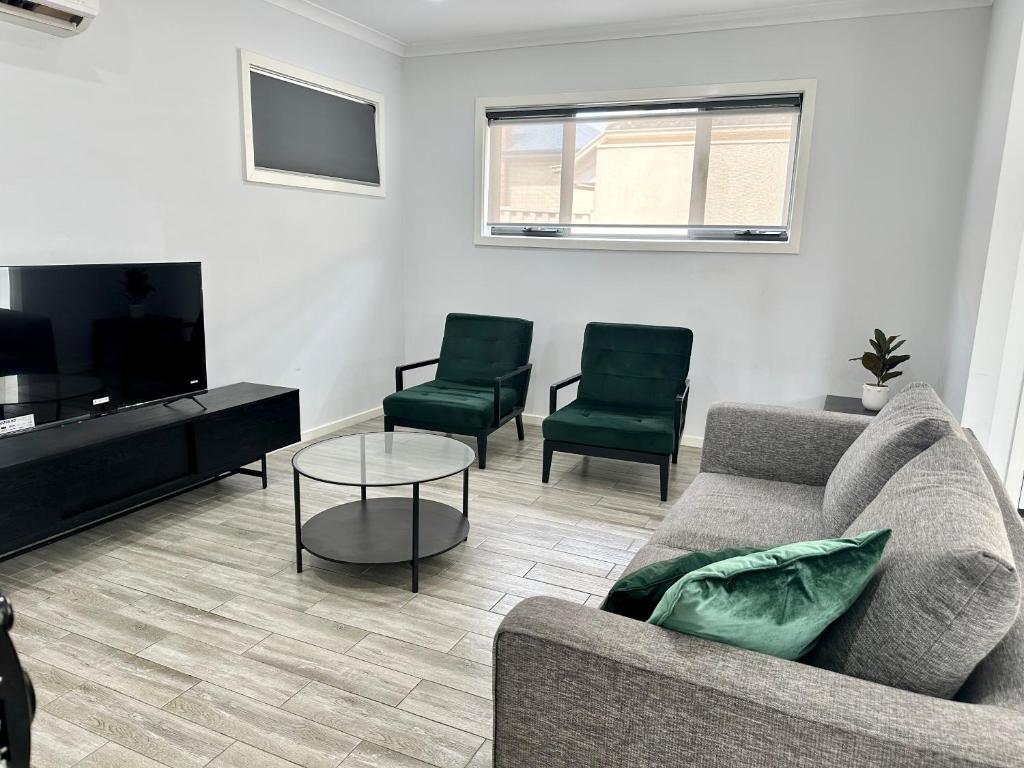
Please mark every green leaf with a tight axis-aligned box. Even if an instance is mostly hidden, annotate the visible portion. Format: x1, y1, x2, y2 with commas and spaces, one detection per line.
869, 338, 882, 355
859, 352, 883, 378
874, 329, 887, 351
888, 339, 906, 353
887, 354, 911, 368
881, 370, 904, 383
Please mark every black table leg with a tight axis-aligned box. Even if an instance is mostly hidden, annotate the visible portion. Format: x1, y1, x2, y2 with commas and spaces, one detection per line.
412, 483, 420, 593
293, 468, 303, 573
463, 469, 469, 517
261, 455, 268, 489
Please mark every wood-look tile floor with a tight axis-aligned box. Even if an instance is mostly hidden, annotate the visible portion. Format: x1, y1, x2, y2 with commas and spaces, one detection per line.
4, 416, 700, 768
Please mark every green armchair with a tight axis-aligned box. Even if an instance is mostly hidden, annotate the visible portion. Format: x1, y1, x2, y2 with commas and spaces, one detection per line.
384, 313, 533, 469
543, 322, 692, 501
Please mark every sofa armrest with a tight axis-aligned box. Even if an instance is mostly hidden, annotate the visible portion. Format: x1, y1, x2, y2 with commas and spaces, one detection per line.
494, 598, 1024, 768
700, 402, 871, 486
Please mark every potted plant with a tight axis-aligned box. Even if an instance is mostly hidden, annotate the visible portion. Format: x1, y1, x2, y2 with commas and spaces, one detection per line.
851, 331, 909, 415
120, 268, 156, 318
850, 329, 910, 411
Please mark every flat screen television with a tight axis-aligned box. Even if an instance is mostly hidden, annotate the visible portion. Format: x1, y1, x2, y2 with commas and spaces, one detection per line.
0, 262, 207, 435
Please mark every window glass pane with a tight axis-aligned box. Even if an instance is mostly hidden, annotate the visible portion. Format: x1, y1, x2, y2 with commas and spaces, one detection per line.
488, 122, 564, 224
703, 111, 797, 227
574, 117, 696, 226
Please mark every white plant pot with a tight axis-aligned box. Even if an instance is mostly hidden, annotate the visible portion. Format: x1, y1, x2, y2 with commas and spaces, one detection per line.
862, 383, 890, 412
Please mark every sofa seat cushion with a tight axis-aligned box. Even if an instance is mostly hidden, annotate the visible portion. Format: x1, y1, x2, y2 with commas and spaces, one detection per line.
543, 399, 676, 454
623, 544, 694, 576
650, 472, 829, 552
809, 435, 1021, 698
383, 379, 517, 431
823, 382, 960, 531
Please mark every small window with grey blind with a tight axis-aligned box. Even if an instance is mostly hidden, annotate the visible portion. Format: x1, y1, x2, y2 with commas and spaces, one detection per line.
240, 51, 385, 197
477, 82, 815, 251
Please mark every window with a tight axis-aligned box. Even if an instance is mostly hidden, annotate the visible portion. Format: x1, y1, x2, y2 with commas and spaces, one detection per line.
475, 81, 815, 252
240, 51, 385, 197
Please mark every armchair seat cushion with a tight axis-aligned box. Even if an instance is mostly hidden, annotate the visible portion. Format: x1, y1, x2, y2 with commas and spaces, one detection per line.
384, 379, 518, 432
543, 399, 676, 454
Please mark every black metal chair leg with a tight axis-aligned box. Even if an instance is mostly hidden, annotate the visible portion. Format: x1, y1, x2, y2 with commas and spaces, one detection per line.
515, 414, 525, 441
542, 441, 553, 483
476, 434, 487, 469
659, 457, 670, 502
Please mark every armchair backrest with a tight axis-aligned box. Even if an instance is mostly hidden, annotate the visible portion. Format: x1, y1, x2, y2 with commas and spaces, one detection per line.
578, 322, 692, 410
436, 313, 533, 391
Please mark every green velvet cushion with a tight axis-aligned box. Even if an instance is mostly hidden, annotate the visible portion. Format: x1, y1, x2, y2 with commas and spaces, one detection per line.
601, 547, 760, 621
542, 399, 677, 454
435, 314, 533, 403
383, 379, 518, 431
647, 529, 891, 660
577, 323, 692, 410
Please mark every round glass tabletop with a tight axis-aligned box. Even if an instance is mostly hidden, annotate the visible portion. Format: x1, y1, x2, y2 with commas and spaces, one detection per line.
292, 432, 475, 487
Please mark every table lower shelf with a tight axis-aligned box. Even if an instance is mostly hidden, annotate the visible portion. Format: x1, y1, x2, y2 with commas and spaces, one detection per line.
300, 497, 470, 566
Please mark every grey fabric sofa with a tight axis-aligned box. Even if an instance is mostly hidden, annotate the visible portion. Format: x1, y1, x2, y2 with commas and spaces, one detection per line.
494, 395, 1024, 767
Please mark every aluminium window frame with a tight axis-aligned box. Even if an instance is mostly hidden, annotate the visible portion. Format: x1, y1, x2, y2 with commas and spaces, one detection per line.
240, 50, 386, 198
474, 79, 816, 254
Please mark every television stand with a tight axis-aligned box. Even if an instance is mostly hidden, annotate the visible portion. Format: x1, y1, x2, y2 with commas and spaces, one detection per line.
0, 383, 299, 559
163, 393, 208, 410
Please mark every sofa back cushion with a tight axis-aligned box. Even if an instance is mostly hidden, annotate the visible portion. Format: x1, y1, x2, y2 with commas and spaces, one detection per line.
577, 323, 692, 411
822, 382, 959, 531
436, 314, 533, 394
809, 436, 1021, 698
955, 431, 1024, 712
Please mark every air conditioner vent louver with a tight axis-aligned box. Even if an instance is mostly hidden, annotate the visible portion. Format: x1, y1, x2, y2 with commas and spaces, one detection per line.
0, 0, 98, 36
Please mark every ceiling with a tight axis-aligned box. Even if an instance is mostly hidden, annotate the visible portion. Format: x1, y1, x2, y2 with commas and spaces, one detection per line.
270, 0, 991, 56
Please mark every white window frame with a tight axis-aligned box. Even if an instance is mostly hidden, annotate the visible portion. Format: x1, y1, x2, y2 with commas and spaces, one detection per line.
474, 79, 816, 253
240, 50, 386, 197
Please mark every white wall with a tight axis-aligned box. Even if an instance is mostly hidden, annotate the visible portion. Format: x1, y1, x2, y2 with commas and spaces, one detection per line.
947, 0, 1024, 423
0, 0, 404, 434
399, 10, 989, 439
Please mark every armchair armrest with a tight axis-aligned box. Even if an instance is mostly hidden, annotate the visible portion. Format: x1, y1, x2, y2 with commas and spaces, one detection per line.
677, 378, 690, 404
549, 373, 582, 415
494, 597, 1024, 768
493, 363, 533, 425
394, 357, 439, 392
700, 402, 871, 486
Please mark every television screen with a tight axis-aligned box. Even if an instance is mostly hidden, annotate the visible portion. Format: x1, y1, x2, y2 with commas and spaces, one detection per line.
0, 262, 207, 434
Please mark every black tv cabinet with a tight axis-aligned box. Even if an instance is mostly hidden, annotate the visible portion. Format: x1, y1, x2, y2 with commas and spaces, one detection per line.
0, 383, 300, 559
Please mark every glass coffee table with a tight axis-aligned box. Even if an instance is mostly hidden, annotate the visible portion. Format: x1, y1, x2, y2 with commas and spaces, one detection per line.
292, 432, 475, 592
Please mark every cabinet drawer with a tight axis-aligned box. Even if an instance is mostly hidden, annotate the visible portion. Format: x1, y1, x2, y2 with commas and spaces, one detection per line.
193, 393, 299, 476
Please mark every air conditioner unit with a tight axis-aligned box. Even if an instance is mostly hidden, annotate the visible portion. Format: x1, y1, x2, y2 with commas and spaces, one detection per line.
0, 0, 98, 36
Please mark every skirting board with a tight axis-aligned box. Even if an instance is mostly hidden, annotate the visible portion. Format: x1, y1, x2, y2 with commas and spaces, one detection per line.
519, 412, 704, 448
294, 408, 704, 448
299, 406, 385, 443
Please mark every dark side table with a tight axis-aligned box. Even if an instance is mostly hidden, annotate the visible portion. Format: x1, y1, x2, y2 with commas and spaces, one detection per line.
824, 394, 878, 416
